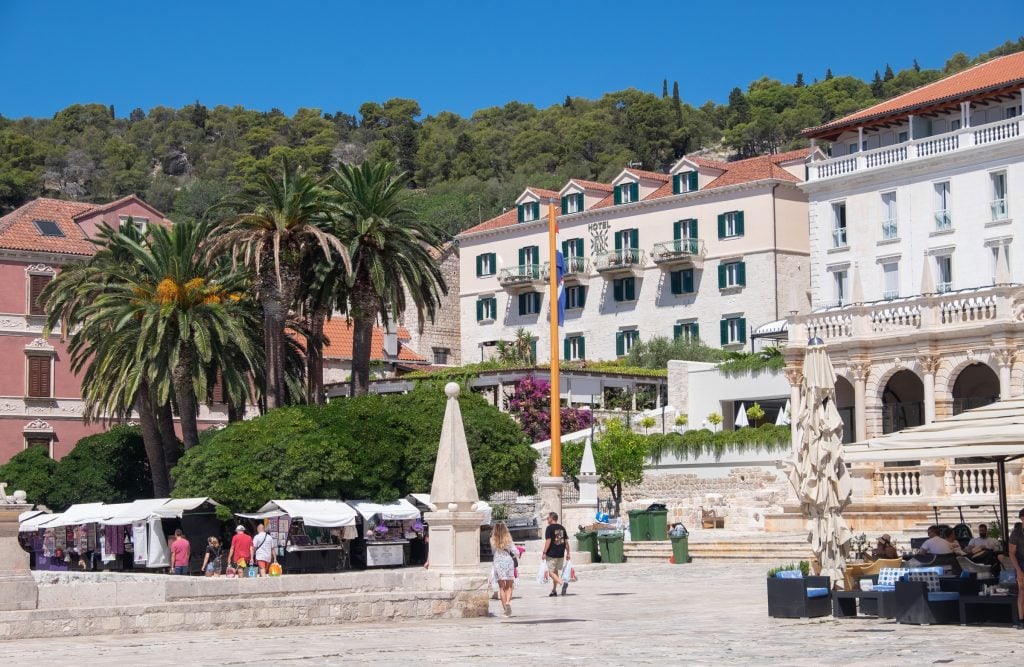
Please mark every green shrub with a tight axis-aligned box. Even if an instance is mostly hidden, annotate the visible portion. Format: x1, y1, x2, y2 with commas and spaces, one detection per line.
47, 426, 152, 510
767, 560, 811, 578
646, 423, 791, 463
0, 446, 58, 507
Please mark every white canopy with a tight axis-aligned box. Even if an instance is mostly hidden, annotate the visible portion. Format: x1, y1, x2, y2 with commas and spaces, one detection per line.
238, 499, 358, 528
153, 497, 221, 518
18, 510, 55, 532
844, 396, 1024, 462
348, 499, 421, 522
406, 494, 492, 525
99, 498, 172, 525
37, 502, 108, 528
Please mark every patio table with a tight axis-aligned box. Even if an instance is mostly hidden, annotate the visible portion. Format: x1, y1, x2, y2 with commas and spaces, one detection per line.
832, 590, 894, 619
958, 594, 1021, 628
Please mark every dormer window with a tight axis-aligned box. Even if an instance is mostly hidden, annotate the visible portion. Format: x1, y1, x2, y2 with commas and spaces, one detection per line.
32, 220, 64, 237
119, 215, 149, 234
614, 182, 638, 205
561, 192, 584, 214
518, 202, 540, 223
673, 171, 699, 194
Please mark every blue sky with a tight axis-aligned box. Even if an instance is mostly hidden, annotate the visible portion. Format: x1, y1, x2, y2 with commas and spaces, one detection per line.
1, 1, 1021, 120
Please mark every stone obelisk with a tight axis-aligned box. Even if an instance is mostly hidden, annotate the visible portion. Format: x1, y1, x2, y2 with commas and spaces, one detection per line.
0, 486, 38, 611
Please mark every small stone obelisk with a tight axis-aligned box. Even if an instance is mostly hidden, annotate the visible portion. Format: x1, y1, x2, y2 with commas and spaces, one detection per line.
424, 383, 483, 573
0, 486, 38, 611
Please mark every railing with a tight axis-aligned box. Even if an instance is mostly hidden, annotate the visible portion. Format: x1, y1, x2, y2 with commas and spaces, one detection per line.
876, 467, 922, 496
809, 117, 1022, 181
952, 395, 998, 415
934, 210, 952, 231
805, 312, 853, 339
936, 281, 953, 294
938, 294, 997, 323
991, 198, 1008, 221
832, 227, 847, 248
881, 219, 898, 240
595, 248, 646, 272
651, 238, 705, 263
563, 256, 590, 276
870, 304, 920, 332
882, 289, 899, 300
497, 263, 547, 287
948, 464, 999, 496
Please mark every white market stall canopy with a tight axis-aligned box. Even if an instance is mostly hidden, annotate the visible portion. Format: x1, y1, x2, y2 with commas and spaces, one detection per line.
406, 493, 492, 525
844, 396, 1024, 462
348, 499, 421, 522
152, 497, 221, 518
238, 499, 358, 528
33, 502, 108, 529
19, 498, 224, 531
18, 510, 57, 532
99, 499, 175, 525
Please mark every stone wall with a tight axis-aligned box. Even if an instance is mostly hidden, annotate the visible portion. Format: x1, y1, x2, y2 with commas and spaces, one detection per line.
400, 244, 461, 366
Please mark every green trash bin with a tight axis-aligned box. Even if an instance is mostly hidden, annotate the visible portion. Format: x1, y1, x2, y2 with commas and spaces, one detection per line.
575, 531, 600, 563
597, 532, 625, 563
628, 509, 669, 541
670, 535, 689, 564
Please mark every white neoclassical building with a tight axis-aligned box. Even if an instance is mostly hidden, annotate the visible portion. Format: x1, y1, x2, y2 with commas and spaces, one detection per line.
457, 151, 812, 368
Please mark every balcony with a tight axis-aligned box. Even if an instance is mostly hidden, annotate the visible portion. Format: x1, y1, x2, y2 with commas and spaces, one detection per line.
808, 117, 1022, 182
934, 210, 952, 231
991, 198, 1009, 222
651, 238, 706, 269
936, 281, 953, 294
562, 256, 591, 282
595, 248, 646, 277
831, 227, 848, 248
881, 219, 898, 240
497, 263, 548, 289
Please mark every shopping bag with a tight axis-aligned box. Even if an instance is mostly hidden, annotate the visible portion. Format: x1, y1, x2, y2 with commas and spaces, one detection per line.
488, 566, 497, 592
561, 559, 578, 583
536, 560, 548, 584
268, 562, 282, 577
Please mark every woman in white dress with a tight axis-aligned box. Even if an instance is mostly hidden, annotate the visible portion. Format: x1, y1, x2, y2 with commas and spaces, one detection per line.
490, 521, 518, 616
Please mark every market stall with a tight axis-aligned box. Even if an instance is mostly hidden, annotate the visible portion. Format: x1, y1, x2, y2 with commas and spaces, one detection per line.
347, 499, 422, 569
405, 494, 492, 564
98, 498, 177, 571
21, 503, 108, 571
237, 499, 358, 573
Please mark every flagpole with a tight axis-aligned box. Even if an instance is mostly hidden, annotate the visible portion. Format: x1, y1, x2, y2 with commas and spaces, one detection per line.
548, 198, 561, 478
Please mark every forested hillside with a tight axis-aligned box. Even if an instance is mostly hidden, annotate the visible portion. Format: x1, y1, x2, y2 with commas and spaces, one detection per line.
1, 39, 1021, 234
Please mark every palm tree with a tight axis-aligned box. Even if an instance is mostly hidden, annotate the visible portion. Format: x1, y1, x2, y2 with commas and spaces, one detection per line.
326, 161, 447, 396
212, 161, 346, 409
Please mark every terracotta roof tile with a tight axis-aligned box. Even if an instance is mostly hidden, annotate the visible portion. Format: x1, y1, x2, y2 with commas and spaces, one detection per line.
321, 319, 425, 363
460, 207, 519, 235
687, 157, 729, 171
567, 179, 613, 192
622, 168, 671, 182
524, 188, 562, 200
804, 52, 1024, 138
72, 194, 168, 222
702, 151, 807, 190
0, 198, 98, 255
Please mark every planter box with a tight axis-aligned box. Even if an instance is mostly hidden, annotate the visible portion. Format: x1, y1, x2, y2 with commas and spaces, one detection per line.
767, 575, 831, 618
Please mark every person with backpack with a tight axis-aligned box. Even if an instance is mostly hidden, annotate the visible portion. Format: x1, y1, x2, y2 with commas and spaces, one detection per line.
253, 523, 277, 577
202, 536, 224, 577
489, 521, 518, 617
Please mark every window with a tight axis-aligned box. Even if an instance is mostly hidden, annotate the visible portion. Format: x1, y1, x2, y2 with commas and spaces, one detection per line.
475, 252, 496, 277
613, 229, 640, 262
1008, 106, 1020, 119
565, 285, 586, 309
476, 296, 497, 322
881, 192, 897, 239
673, 171, 699, 194
991, 172, 1008, 221
612, 277, 636, 302
936, 255, 953, 293
27, 355, 51, 398
717, 261, 746, 289
882, 262, 899, 300
832, 203, 847, 248
209, 373, 227, 404
934, 181, 951, 230
432, 347, 451, 365
32, 220, 64, 237
717, 211, 744, 239
719, 317, 747, 346
992, 246, 1011, 283
832, 269, 847, 305
518, 201, 539, 223
615, 181, 638, 204
898, 131, 909, 143
848, 143, 858, 155
561, 193, 584, 214
118, 215, 149, 234
673, 322, 699, 342
564, 335, 586, 361
517, 245, 540, 275
28, 274, 52, 316
562, 238, 586, 273
25, 437, 52, 457
673, 218, 698, 253
669, 269, 695, 295
615, 329, 639, 356
518, 291, 541, 316
951, 119, 962, 131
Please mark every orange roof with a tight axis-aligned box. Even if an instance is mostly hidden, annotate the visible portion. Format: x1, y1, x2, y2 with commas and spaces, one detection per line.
523, 188, 562, 200
702, 149, 808, 190
0, 198, 98, 255
321, 319, 425, 363
567, 179, 613, 192
460, 207, 519, 235
804, 51, 1024, 138
622, 168, 671, 182
72, 194, 167, 222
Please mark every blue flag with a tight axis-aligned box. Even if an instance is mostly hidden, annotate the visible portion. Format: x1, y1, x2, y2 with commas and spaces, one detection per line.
555, 249, 565, 327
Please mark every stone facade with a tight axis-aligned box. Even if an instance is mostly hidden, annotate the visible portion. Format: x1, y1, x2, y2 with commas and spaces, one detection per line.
400, 243, 461, 366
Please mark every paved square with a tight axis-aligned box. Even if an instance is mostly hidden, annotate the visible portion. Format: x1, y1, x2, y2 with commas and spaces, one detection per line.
0, 561, 1020, 665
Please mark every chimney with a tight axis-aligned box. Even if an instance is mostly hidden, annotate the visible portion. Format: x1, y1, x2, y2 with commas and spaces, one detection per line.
383, 321, 398, 357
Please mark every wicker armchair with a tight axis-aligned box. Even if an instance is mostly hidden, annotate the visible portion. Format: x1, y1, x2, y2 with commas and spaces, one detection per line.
843, 557, 904, 591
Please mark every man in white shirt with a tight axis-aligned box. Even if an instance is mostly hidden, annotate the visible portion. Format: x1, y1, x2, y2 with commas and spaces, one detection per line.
965, 523, 1001, 563
253, 524, 277, 577
917, 526, 953, 556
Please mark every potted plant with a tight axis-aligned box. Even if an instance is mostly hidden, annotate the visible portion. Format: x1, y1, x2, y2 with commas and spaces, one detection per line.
707, 412, 723, 432
766, 561, 831, 618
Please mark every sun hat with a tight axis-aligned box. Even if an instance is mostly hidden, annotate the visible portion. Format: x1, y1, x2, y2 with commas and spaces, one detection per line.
235, 525, 245, 532
879, 534, 891, 543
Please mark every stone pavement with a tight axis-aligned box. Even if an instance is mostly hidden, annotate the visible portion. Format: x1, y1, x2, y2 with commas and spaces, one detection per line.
0, 561, 1020, 665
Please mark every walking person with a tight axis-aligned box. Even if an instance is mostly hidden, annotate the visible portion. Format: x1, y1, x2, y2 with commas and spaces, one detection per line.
170, 528, 191, 575
253, 524, 277, 577
542, 512, 570, 597
228, 524, 254, 569
1009, 508, 1024, 623
202, 536, 223, 577
490, 521, 518, 616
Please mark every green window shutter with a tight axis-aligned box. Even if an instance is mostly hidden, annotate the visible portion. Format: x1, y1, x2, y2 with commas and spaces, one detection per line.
614, 230, 623, 251
518, 247, 526, 266
683, 269, 694, 293
518, 293, 527, 315
476, 299, 484, 321
578, 285, 587, 308
625, 277, 635, 301
531, 246, 540, 268
613, 185, 622, 205
530, 339, 537, 364
561, 240, 569, 257
576, 193, 584, 211
533, 292, 541, 312
564, 337, 571, 361
720, 319, 729, 346
613, 279, 624, 302
689, 219, 698, 239
735, 211, 745, 235
488, 253, 496, 273
717, 213, 726, 239
629, 228, 639, 248
475, 255, 483, 277
615, 332, 625, 356
672, 174, 681, 194
718, 263, 727, 289
691, 323, 700, 342
533, 202, 540, 221
673, 323, 683, 340
670, 270, 682, 295
630, 182, 639, 202
738, 318, 747, 344
737, 261, 746, 286
578, 337, 585, 359
673, 220, 682, 241
561, 196, 568, 213
517, 205, 524, 223
688, 171, 698, 192
575, 238, 584, 256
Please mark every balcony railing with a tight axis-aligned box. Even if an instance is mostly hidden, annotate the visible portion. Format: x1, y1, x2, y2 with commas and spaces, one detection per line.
562, 256, 590, 278
595, 248, 646, 275
991, 198, 1008, 221
809, 117, 1022, 181
651, 238, 705, 268
497, 263, 548, 287
881, 219, 898, 240
948, 464, 999, 496
832, 227, 847, 248
882, 289, 899, 300
936, 281, 953, 293
875, 466, 922, 496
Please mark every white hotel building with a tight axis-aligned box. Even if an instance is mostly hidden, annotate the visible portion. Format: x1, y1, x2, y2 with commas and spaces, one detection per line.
457, 151, 812, 366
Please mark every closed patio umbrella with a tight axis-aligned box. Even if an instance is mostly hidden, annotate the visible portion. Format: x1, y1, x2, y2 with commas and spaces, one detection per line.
735, 402, 749, 428
776, 399, 791, 426
787, 338, 853, 589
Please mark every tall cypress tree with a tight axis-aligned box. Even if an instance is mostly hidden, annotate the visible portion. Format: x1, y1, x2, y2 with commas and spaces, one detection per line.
871, 70, 884, 97
825, 68, 834, 80
883, 64, 894, 81
671, 81, 682, 125
795, 73, 805, 88
662, 79, 668, 98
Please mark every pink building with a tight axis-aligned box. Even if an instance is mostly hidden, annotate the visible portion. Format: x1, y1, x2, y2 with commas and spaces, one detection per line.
0, 196, 229, 463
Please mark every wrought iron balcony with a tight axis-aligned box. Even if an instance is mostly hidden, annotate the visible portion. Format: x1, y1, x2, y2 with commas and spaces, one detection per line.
594, 248, 646, 277
651, 238, 705, 269
562, 255, 590, 281
497, 263, 548, 288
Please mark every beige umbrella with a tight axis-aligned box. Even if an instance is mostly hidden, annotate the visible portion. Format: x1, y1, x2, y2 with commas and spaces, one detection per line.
788, 338, 853, 589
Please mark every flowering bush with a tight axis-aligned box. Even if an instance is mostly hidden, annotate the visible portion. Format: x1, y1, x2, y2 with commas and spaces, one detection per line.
504, 375, 595, 443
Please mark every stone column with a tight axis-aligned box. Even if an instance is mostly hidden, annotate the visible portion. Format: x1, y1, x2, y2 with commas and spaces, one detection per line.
848, 463, 878, 504
1005, 460, 1023, 496
851, 361, 869, 443
920, 355, 941, 424
537, 476, 564, 540
917, 461, 948, 501
995, 348, 1013, 399
784, 366, 803, 455
562, 436, 599, 562
0, 501, 38, 611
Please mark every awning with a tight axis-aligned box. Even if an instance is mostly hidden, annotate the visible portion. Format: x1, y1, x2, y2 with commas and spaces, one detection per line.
752, 318, 788, 338
406, 494, 492, 524
99, 499, 172, 525
18, 510, 55, 532
238, 499, 357, 528
153, 497, 221, 517
347, 499, 421, 522
36, 502, 108, 528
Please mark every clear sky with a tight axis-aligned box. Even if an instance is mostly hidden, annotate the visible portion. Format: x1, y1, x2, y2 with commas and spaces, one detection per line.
1, 1, 1022, 120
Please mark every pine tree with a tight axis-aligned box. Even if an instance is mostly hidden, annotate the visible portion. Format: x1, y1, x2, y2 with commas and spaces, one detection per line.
564, 95, 573, 108
108, 104, 115, 119
883, 64, 894, 81
662, 79, 668, 98
871, 70, 884, 97
913, 58, 921, 72
825, 68, 834, 80
795, 73, 805, 88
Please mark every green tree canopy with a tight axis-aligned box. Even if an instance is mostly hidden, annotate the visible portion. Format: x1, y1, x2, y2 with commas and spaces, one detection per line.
0, 446, 57, 507
46, 426, 153, 510
563, 419, 649, 515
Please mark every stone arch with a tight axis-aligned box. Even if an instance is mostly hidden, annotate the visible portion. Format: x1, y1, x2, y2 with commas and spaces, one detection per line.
879, 368, 924, 434
949, 361, 1001, 414
866, 358, 921, 399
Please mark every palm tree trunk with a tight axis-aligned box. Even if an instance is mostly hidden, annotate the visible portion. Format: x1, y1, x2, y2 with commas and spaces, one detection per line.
260, 261, 299, 409
306, 306, 327, 404
171, 349, 201, 450
135, 389, 170, 497
157, 401, 181, 477
349, 279, 378, 397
